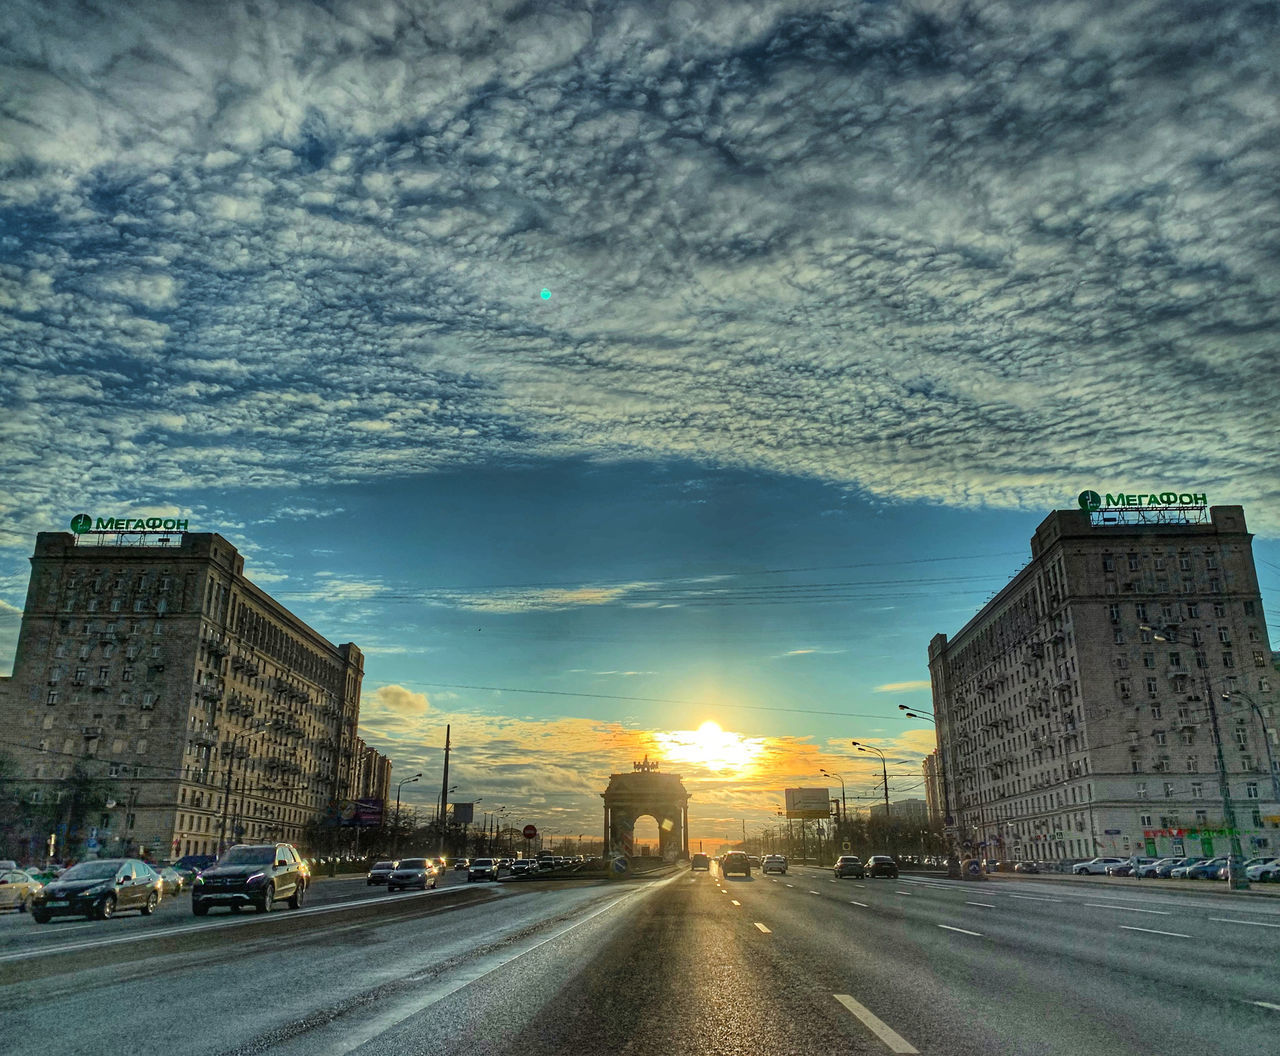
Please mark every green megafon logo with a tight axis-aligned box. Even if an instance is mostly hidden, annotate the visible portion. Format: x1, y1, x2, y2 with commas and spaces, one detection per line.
1077, 490, 1102, 512
70, 513, 93, 534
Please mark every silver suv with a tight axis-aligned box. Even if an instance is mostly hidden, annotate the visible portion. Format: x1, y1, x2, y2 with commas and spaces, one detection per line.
761, 854, 787, 875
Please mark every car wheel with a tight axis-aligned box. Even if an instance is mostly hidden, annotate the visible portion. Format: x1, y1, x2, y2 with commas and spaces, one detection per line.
98, 894, 117, 920
192, 901, 208, 916
288, 882, 305, 910
32, 908, 51, 923
141, 892, 158, 916
18, 895, 30, 913
257, 884, 274, 913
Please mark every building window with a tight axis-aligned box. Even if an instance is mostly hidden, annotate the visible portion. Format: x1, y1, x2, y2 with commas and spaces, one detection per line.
1252, 809, 1263, 827
1163, 782, 1175, 798
1186, 756, 1197, 771
1143, 653, 1155, 669
1179, 556, 1191, 571
1128, 554, 1140, 571
1181, 731, 1195, 746
1109, 604, 1121, 622
1154, 731, 1167, 746
1145, 677, 1158, 695
1186, 603, 1199, 619
1247, 782, 1259, 799
1218, 627, 1231, 644
1169, 653, 1182, 669
1222, 652, 1234, 668
1190, 782, 1203, 798
1136, 782, 1148, 799
1195, 809, 1208, 825
1213, 603, 1226, 618
1135, 603, 1148, 621
1114, 629, 1125, 645
1150, 704, 1162, 720
46, 690, 58, 704
122, 667, 133, 682
1255, 651, 1267, 667
1140, 813, 1152, 826
1103, 556, 1115, 572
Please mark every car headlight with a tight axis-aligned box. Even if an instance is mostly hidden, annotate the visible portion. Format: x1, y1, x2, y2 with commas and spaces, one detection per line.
244, 872, 267, 886
193, 875, 205, 886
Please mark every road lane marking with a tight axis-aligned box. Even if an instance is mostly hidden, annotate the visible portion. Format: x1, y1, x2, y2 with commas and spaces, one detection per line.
731, 900, 740, 906
895, 891, 911, 896
809, 890, 821, 894
1085, 903, 1171, 915
754, 922, 772, 933
937, 925, 983, 937
786, 884, 795, 888
1119, 925, 1190, 938
1252, 1001, 1280, 1012
833, 994, 919, 1054
1010, 894, 1062, 903
849, 900, 869, 907
1211, 918, 1280, 929
965, 902, 996, 908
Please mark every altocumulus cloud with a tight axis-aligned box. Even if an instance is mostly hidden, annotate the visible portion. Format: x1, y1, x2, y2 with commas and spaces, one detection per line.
1, 0, 1278, 560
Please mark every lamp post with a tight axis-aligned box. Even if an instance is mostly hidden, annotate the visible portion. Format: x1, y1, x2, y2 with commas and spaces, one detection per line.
393, 773, 421, 857
1143, 624, 1249, 889
852, 742, 890, 819
820, 768, 847, 832
217, 720, 274, 856
1221, 690, 1280, 805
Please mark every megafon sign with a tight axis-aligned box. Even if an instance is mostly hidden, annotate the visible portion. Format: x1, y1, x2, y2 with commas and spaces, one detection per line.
1077, 490, 1206, 512
70, 513, 190, 533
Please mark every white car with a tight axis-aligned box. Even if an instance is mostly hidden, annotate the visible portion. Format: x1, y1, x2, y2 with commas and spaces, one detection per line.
761, 854, 788, 875
1245, 857, 1280, 882
1071, 857, 1125, 875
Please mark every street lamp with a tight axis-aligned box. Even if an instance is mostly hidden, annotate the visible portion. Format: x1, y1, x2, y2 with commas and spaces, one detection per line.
851, 742, 890, 819
1142, 623, 1249, 889
819, 768, 847, 828
217, 720, 275, 855
393, 773, 422, 857
1221, 690, 1280, 805
899, 704, 936, 723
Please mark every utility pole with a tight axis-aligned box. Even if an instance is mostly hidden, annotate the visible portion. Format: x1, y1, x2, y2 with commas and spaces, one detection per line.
437, 724, 451, 854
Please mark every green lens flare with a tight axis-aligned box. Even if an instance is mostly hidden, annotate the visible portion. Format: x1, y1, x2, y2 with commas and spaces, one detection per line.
540, 288, 551, 299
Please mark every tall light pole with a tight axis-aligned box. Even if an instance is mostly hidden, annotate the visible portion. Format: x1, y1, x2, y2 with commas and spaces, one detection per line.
217, 720, 274, 855
1221, 690, 1280, 805
820, 768, 846, 829
852, 742, 890, 820
899, 705, 954, 863
393, 772, 421, 857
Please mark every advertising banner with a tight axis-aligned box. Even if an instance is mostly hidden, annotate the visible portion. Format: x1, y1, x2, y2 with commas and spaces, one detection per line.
452, 802, 475, 825
784, 787, 832, 819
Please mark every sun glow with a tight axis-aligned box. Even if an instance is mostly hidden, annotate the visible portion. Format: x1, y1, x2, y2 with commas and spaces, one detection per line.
654, 720, 765, 773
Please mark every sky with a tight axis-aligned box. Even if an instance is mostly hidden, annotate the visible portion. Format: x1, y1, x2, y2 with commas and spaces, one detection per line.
1, 0, 1278, 846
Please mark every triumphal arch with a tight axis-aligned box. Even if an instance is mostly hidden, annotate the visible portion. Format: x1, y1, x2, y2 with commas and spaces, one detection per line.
601, 756, 690, 861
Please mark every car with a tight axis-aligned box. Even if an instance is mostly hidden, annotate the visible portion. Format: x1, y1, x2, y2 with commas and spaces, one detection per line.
1245, 857, 1280, 882
170, 854, 218, 882
761, 854, 788, 875
1138, 857, 1180, 878
1013, 861, 1040, 873
1184, 856, 1229, 880
366, 859, 400, 885
1106, 857, 1154, 877
0, 868, 44, 912
509, 859, 537, 876
431, 856, 448, 875
747, 855, 762, 868
468, 858, 500, 882
453, 858, 471, 870
833, 855, 864, 879
1165, 857, 1208, 879
157, 866, 185, 897
865, 856, 898, 879
387, 858, 439, 891
690, 853, 711, 871
191, 842, 309, 915
721, 851, 751, 876
1071, 857, 1125, 875
31, 859, 163, 922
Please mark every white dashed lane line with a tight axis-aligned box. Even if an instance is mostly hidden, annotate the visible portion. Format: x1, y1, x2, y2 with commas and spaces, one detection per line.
809, 890, 821, 895
937, 925, 983, 937
833, 994, 919, 1054
754, 922, 772, 933
730, 900, 740, 906
1209, 917, 1280, 929
849, 900, 869, 908
1119, 925, 1190, 938
965, 902, 996, 908
1009, 894, 1062, 903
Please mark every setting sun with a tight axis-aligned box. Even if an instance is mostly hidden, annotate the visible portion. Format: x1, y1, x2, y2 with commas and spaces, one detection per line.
653, 720, 765, 773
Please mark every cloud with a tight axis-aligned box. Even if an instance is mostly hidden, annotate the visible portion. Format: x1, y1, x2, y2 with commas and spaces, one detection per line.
366, 684, 432, 717
874, 680, 932, 693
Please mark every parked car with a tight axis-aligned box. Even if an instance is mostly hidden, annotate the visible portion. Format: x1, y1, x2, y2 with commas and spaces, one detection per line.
31, 859, 162, 922
1166, 857, 1209, 879
387, 858, 439, 891
157, 867, 186, 897
721, 851, 751, 876
1185, 857, 1229, 881
866, 856, 899, 879
1138, 857, 1180, 878
1012, 861, 1040, 874
1071, 857, 1126, 875
366, 860, 399, 885
1106, 858, 1154, 877
0, 868, 44, 912
1245, 857, 1280, 882
833, 855, 865, 879
690, 853, 711, 871
468, 858, 500, 882
761, 854, 788, 875
191, 843, 309, 915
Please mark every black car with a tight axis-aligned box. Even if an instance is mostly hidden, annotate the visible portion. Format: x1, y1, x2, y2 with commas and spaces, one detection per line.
31, 858, 163, 922
366, 860, 399, 885
191, 843, 309, 915
865, 855, 899, 879
834, 855, 865, 879
387, 858, 438, 891
721, 851, 751, 876
690, 853, 711, 871
170, 853, 218, 881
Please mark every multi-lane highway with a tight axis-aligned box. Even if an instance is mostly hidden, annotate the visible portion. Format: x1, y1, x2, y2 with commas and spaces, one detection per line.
2, 865, 1277, 1055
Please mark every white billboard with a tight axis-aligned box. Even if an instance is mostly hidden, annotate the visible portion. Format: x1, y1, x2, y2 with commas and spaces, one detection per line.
784, 787, 832, 819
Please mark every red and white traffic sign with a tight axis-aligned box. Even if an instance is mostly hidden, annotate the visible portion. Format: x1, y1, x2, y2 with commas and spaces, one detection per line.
522, 824, 537, 840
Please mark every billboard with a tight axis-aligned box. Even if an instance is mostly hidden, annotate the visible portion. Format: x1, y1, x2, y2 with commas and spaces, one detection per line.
452, 802, 475, 825
785, 787, 832, 819
338, 798, 384, 828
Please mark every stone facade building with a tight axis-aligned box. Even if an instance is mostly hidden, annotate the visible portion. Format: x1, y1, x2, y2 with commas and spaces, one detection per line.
0, 530, 388, 862
929, 505, 1277, 863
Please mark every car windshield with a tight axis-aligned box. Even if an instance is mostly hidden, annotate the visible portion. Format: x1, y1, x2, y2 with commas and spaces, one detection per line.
471, 860, 493, 867
59, 862, 120, 881
372, 862, 396, 870
398, 859, 428, 868
219, 847, 276, 866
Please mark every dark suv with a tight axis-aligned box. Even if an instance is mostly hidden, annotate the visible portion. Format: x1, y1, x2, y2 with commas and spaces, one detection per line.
690, 853, 711, 871
721, 851, 751, 876
191, 843, 310, 915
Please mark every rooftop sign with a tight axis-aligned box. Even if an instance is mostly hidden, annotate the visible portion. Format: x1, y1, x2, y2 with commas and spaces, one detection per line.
1077, 491, 1206, 511
71, 513, 190, 533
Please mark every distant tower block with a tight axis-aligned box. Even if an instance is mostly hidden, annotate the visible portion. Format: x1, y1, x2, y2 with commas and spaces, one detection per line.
601, 756, 691, 862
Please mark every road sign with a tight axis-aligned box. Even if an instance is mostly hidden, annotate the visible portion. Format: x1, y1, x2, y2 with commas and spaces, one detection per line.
612, 856, 628, 874
1104, 829, 1120, 835
85, 837, 100, 850
841, 840, 851, 852
522, 824, 537, 840
1053, 830, 1064, 840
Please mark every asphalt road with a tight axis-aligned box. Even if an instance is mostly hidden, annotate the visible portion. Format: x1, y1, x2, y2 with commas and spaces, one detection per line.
3, 865, 1278, 1055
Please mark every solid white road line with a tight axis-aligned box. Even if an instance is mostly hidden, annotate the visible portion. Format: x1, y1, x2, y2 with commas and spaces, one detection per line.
1210, 917, 1280, 928
965, 902, 996, 908
1010, 894, 1062, 903
895, 891, 911, 896
937, 924, 983, 937
1119, 925, 1190, 938
754, 922, 772, 933
1084, 903, 1171, 914
833, 994, 919, 1054
1252, 1001, 1280, 1012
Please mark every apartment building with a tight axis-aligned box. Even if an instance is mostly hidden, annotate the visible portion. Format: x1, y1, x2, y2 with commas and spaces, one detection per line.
929, 505, 1277, 863
0, 529, 386, 861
